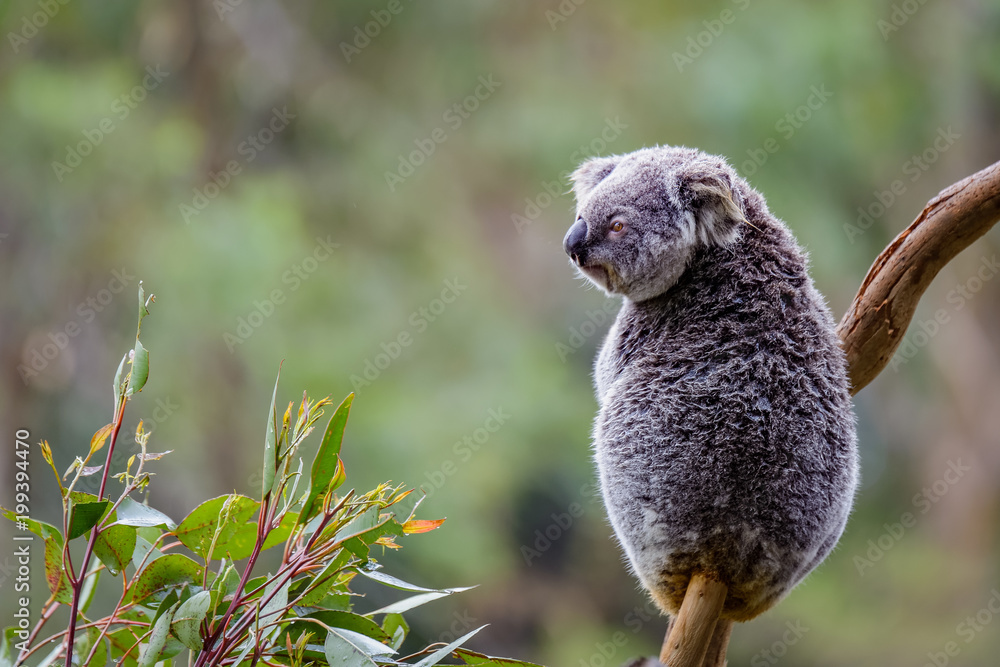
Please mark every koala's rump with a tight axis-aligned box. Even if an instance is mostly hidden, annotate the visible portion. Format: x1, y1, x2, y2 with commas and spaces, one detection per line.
594, 347, 855, 620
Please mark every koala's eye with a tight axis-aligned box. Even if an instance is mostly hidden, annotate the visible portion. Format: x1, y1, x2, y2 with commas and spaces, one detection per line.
610, 220, 625, 233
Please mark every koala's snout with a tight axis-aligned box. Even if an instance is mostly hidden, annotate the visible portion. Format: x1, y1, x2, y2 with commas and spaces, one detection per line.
564, 217, 589, 265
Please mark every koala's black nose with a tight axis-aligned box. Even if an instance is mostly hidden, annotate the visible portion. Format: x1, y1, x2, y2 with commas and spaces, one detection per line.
563, 218, 588, 265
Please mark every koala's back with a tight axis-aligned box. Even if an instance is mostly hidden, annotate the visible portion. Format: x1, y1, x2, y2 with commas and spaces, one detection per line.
594, 191, 858, 621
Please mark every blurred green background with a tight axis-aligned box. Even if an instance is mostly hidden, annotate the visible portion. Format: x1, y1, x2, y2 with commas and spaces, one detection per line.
2, 1, 1000, 665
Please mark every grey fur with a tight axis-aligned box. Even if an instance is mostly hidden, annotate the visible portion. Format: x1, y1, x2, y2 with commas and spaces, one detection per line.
563, 146, 858, 621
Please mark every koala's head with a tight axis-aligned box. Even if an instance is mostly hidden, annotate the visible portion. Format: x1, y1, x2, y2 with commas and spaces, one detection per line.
563, 146, 748, 302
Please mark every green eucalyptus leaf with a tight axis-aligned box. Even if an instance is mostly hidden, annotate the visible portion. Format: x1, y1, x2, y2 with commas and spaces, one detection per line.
151, 589, 181, 626
210, 560, 240, 612
300, 393, 353, 523
332, 507, 382, 543
296, 549, 354, 606
382, 613, 408, 650
127, 339, 149, 396
137, 525, 161, 542
136, 282, 150, 328
242, 575, 270, 600
94, 522, 138, 574
230, 636, 256, 667
131, 553, 203, 603
322, 629, 381, 667
173, 494, 258, 558
113, 496, 176, 530
114, 352, 128, 406
1, 627, 20, 667
357, 567, 438, 593
171, 590, 211, 651
343, 536, 370, 561
137, 601, 179, 667
107, 627, 142, 667
259, 578, 290, 633
42, 534, 72, 604
452, 649, 545, 666
317, 592, 352, 611
261, 371, 281, 498
287, 611, 391, 646
67, 499, 109, 539
220, 509, 296, 561
72, 627, 107, 667
0, 508, 61, 542
412, 626, 485, 667
369, 587, 475, 616
131, 535, 160, 570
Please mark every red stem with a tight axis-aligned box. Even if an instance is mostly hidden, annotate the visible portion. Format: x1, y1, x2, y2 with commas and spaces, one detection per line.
195, 495, 273, 667
63, 395, 126, 667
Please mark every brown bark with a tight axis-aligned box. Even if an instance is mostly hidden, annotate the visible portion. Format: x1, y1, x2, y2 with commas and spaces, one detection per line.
700, 620, 733, 667
837, 160, 1000, 394
659, 574, 727, 667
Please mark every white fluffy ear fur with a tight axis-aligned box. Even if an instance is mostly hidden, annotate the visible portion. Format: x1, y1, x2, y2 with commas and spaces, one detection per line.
570, 156, 620, 204
685, 174, 746, 247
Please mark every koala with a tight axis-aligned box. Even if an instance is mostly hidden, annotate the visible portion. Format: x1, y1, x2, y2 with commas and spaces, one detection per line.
563, 146, 858, 622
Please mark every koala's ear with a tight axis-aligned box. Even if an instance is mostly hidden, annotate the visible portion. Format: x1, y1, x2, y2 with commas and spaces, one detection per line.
681, 171, 746, 247
570, 156, 620, 203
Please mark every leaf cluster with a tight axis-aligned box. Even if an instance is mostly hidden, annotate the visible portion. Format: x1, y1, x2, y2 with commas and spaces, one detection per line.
2, 285, 541, 667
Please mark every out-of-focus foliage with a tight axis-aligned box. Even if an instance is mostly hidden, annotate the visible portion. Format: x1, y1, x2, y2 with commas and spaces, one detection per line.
1, 1, 998, 665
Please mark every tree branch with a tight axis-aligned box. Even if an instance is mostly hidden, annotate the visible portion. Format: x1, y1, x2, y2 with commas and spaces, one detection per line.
837, 160, 1000, 394
659, 574, 727, 667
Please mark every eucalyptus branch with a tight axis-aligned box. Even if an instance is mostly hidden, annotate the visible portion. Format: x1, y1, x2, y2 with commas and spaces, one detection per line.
63, 391, 127, 667
6, 292, 498, 667
196, 494, 273, 667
